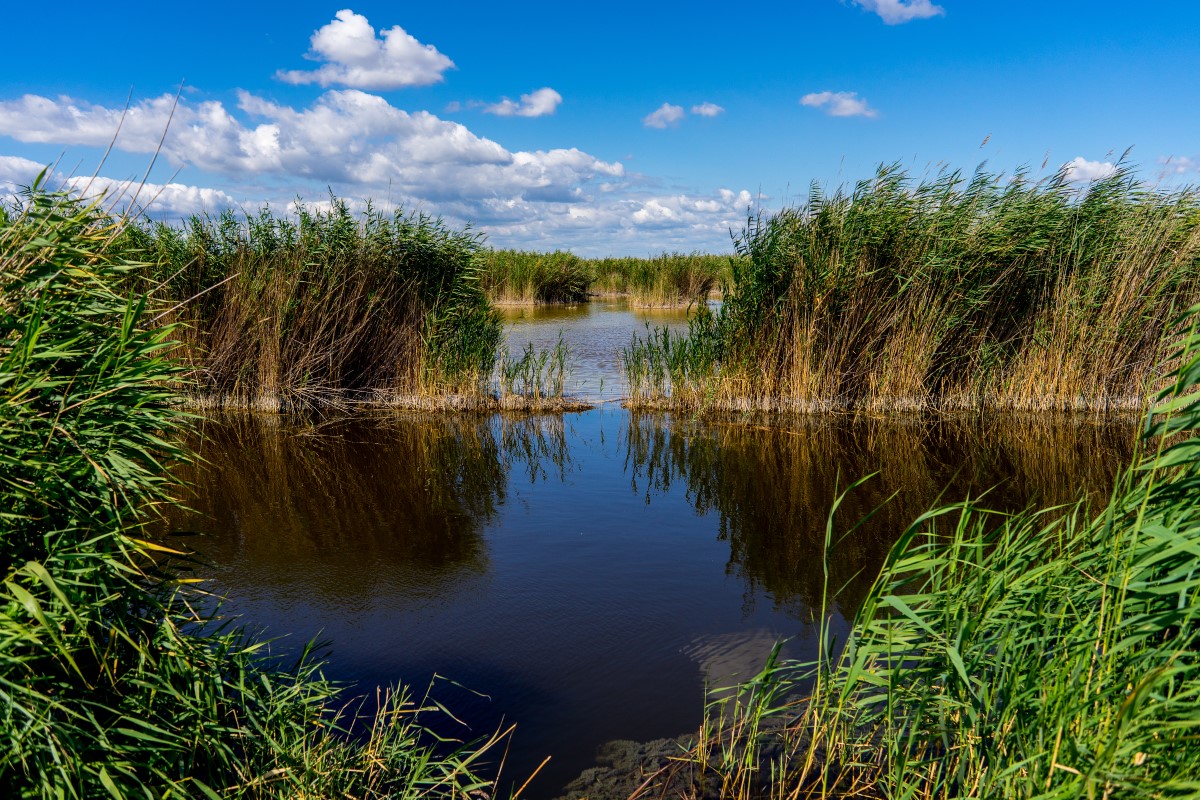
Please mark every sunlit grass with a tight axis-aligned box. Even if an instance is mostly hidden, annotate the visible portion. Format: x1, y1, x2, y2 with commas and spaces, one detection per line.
0, 181, 508, 798
651, 306, 1200, 799
624, 163, 1200, 413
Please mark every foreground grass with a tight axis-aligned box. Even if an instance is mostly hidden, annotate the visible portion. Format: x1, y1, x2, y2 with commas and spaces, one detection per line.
624, 164, 1200, 412
0, 185, 506, 798
480, 249, 732, 308
649, 307, 1200, 799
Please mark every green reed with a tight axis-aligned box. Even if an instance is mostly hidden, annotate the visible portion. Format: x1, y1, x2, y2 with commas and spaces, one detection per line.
480, 249, 732, 307
0, 182, 505, 799
587, 252, 731, 307
124, 199, 501, 410
480, 249, 592, 304
625, 163, 1200, 412
663, 306, 1200, 799
498, 334, 569, 402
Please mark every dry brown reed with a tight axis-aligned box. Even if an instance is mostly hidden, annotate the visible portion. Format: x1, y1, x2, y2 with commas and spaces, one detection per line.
128, 200, 501, 411
625, 164, 1200, 413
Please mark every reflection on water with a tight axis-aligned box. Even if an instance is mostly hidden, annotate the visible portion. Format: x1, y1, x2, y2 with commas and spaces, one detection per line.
625, 414, 1134, 621
498, 299, 693, 400
170, 414, 569, 607
170, 407, 1135, 797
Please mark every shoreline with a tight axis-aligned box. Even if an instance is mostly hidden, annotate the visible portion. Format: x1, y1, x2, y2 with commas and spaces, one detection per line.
490, 291, 718, 310
178, 391, 596, 414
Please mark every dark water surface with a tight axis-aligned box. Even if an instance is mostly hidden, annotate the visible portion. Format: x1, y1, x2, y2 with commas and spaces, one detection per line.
171, 304, 1137, 797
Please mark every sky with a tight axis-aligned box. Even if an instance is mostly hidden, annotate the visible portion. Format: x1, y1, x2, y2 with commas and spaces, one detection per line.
1, 0, 1197, 256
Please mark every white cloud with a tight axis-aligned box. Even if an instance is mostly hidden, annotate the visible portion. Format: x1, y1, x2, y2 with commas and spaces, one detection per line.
482, 87, 563, 118
0, 154, 48, 184
276, 9, 454, 90
852, 0, 945, 24
1063, 156, 1117, 183
643, 103, 685, 129
65, 176, 238, 216
0, 156, 237, 217
691, 102, 725, 117
0, 88, 759, 253
1157, 155, 1198, 175
0, 154, 50, 203
0, 90, 623, 203
800, 91, 879, 118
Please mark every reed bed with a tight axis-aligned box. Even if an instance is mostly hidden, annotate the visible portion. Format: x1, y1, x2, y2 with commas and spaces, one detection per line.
637, 306, 1200, 800
126, 200, 502, 411
588, 252, 731, 307
480, 249, 591, 304
624, 164, 1200, 413
0, 184, 507, 798
480, 249, 731, 308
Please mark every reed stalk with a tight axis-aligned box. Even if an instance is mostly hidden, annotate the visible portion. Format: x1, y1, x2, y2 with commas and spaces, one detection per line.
0, 182, 507, 798
625, 163, 1200, 413
659, 305, 1200, 799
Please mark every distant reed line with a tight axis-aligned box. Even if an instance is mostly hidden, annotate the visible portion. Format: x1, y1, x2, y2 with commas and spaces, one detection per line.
623, 164, 1200, 413
479, 248, 733, 307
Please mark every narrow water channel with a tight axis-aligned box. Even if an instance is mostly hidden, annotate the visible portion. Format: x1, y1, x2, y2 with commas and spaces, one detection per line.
170, 302, 1136, 797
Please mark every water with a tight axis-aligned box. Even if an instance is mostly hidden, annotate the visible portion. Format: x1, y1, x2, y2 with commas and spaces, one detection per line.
170, 303, 1136, 797
497, 299, 694, 400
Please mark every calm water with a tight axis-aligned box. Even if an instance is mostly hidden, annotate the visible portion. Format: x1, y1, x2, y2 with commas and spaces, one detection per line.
170, 303, 1136, 797
497, 299, 695, 401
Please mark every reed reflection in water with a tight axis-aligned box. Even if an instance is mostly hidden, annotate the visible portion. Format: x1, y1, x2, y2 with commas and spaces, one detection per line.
625, 413, 1135, 621
169, 408, 1133, 797
169, 413, 571, 610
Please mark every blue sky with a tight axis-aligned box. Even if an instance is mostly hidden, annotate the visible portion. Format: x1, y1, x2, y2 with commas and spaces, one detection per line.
1, 1, 1197, 255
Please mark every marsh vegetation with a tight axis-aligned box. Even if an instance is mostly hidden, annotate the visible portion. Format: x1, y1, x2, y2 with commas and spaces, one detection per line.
0, 186, 504, 798
481, 249, 731, 308
624, 165, 1200, 413
5, 161, 1200, 800
647, 308, 1200, 800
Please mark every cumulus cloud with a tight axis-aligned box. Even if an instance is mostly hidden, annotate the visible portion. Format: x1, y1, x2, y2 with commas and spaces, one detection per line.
482, 87, 563, 117
0, 154, 50, 203
276, 9, 454, 90
800, 91, 879, 118
1063, 156, 1117, 183
643, 103, 685, 129
0, 155, 237, 216
851, 0, 945, 24
0, 88, 757, 252
1157, 155, 1198, 175
0, 154, 49, 184
0, 90, 624, 210
66, 176, 238, 215
630, 189, 753, 228
690, 102, 725, 117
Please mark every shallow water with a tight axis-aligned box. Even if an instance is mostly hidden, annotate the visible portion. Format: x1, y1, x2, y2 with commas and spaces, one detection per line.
497, 299, 694, 400
171, 303, 1137, 797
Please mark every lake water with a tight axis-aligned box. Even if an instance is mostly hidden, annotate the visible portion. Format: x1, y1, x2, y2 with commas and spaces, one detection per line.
170, 301, 1136, 797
